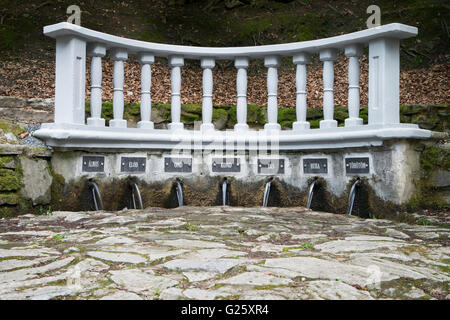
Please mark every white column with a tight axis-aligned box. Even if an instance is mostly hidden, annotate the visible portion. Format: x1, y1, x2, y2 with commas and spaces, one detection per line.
292, 53, 310, 130
137, 52, 155, 129
168, 55, 184, 131
368, 38, 400, 125
319, 48, 338, 129
345, 44, 364, 127
264, 56, 281, 131
200, 57, 215, 132
109, 48, 128, 128
87, 44, 106, 127
234, 57, 249, 132
54, 36, 86, 124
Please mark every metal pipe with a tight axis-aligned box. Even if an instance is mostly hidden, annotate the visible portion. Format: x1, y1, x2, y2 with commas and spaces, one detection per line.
306, 178, 318, 209
347, 179, 361, 215
88, 181, 103, 211
262, 179, 272, 207
222, 178, 228, 206
175, 180, 183, 207
129, 182, 143, 209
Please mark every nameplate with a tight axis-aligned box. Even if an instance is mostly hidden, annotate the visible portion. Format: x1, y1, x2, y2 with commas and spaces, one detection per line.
121, 157, 146, 173
345, 157, 370, 174
164, 157, 192, 173
303, 158, 328, 174
212, 158, 240, 173
257, 159, 285, 174
82, 156, 104, 172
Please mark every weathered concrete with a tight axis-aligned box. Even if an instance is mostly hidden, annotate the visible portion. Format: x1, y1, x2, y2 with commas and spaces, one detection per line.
0, 206, 448, 300
48, 138, 427, 216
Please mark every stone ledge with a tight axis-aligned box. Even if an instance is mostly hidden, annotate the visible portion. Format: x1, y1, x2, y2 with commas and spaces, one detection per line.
0, 144, 52, 158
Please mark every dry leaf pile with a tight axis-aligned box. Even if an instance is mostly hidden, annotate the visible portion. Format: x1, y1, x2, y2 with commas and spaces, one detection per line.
0, 57, 448, 107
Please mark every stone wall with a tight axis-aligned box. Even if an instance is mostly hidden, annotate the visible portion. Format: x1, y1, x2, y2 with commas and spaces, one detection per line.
0, 145, 53, 217
0, 96, 448, 132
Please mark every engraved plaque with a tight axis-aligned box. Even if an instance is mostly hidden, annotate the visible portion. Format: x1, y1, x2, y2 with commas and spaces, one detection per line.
303, 158, 328, 174
121, 157, 146, 173
164, 157, 192, 173
257, 159, 285, 174
212, 158, 240, 173
345, 157, 370, 174
82, 156, 104, 172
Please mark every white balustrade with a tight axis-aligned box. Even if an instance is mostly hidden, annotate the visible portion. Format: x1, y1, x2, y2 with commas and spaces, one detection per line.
264, 56, 281, 131
87, 43, 106, 127
200, 58, 215, 132
36, 22, 428, 150
168, 55, 184, 131
137, 52, 155, 129
319, 48, 338, 129
368, 38, 400, 125
345, 44, 364, 127
292, 53, 310, 130
110, 48, 128, 128
234, 57, 249, 132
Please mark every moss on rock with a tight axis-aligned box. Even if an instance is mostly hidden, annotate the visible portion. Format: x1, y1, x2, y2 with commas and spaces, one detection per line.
0, 168, 22, 191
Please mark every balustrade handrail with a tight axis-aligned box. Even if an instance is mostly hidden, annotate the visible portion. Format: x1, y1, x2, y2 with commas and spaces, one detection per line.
45, 22, 416, 58
35, 22, 431, 151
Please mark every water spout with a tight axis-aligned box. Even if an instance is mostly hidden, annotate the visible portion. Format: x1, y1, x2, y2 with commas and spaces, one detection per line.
306, 178, 318, 209
129, 181, 143, 209
88, 181, 103, 211
175, 180, 183, 207
262, 178, 272, 207
222, 178, 228, 206
347, 178, 362, 216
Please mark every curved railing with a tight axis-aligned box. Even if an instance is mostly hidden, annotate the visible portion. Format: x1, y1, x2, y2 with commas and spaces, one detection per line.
35, 22, 431, 150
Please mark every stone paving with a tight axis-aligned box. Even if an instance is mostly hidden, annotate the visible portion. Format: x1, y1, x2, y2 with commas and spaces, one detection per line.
0, 206, 448, 300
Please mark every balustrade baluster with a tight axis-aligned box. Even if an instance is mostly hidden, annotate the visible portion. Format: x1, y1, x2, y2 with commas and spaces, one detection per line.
137, 53, 155, 129
168, 55, 184, 131
234, 57, 249, 132
345, 45, 363, 127
200, 58, 215, 132
110, 48, 128, 128
87, 44, 106, 127
264, 56, 281, 131
292, 53, 310, 130
319, 49, 338, 129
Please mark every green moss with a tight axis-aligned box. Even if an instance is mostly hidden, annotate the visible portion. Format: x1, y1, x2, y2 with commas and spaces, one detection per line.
0, 156, 15, 169
0, 192, 19, 205
49, 167, 66, 211
408, 145, 449, 211
212, 108, 228, 122
278, 108, 296, 128
182, 104, 202, 115
0, 120, 24, 137
0, 168, 22, 191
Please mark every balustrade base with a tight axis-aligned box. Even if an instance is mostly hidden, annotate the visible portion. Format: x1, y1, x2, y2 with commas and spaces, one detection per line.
292, 121, 311, 131
87, 118, 105, 127
345, 118, 364, 127
200, 123, 215, 132
109, 119, 127, 128
168, 122, 184, 131
234, 123, 249, 132
320, 119, 338, 129
264, 123, 281, 131
137, 121, 154, 129
35, 123, 433, 151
